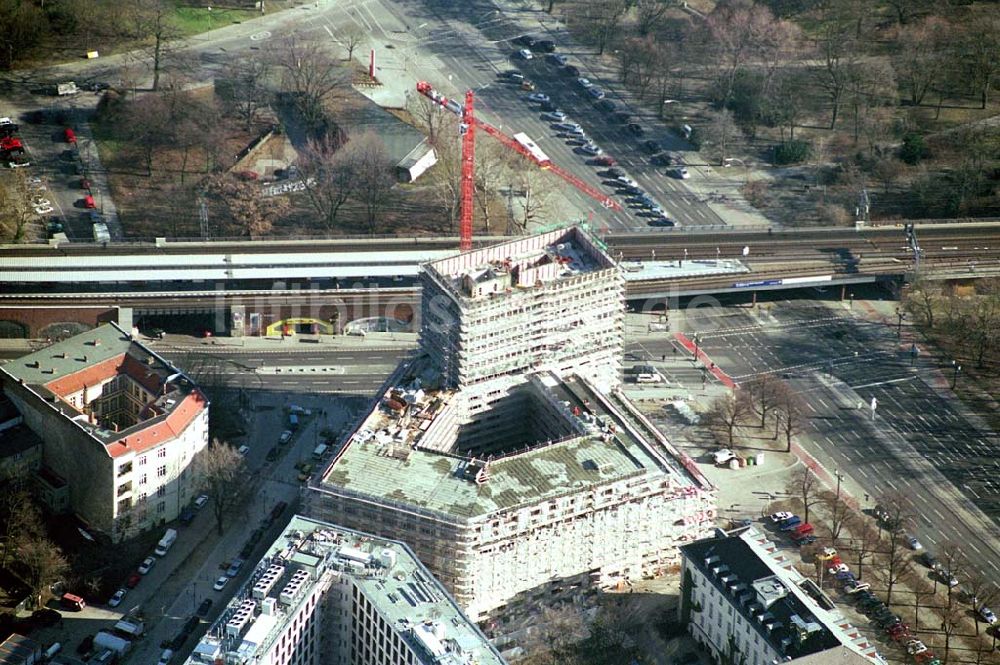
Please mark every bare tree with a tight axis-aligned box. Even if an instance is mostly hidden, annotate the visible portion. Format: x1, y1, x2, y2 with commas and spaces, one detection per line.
578, 0, 629, 55
821, 489, 852, 544
301, 135, 357, 229
885, 0, 928, 27
120, 92, 172, 176
131, 0, 181, 92
634, 0, 674, 37
937, 541, 967, 610
894, 17, 952, 106
746, 373, 784, 429
18, 538, 68, 608
849, 522, 878, 581
705, 391, 751, 446
786, 467, 821, 525
965, 572, 998, 636
960, 19, 1000, 109
0, 170, 36, 242
813, 2, 861, 130
509, 168, 555, 234
904, 277, 943, 329
702, 108, 741, 166
877, 494, 914, 605
193, 439, 247, 535
473, 140, 517, 234
939, 602, 963, 663
222, 59, 272, 130
0, 0, 45, 70
342, 26, 366, 61
204, 174, 288, 238
350, 133, 395, 234
846, 60, 896, 145
270, 36, 350, 130
775, 384, 805, 452
407, 92, 455, 148
0, 477, 42, 568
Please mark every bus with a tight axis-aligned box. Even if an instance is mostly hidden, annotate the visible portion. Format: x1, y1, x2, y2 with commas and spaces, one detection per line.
513, 132, 550, 165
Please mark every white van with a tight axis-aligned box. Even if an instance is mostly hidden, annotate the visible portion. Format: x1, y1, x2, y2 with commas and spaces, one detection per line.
636, 372, 662, 384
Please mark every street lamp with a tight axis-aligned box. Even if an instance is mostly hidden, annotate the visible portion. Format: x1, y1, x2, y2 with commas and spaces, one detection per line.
693, 333, 700, 363
895, 308, 905, 338
951, 361, 961, 389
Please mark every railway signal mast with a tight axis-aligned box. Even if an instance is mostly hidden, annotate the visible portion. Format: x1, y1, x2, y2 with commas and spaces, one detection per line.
416, 81, 621, 251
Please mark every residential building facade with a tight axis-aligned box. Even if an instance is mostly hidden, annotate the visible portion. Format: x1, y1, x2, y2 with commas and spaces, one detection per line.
0, 323, 209, 540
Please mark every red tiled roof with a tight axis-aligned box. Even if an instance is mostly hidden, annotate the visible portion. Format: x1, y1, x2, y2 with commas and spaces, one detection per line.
43, 355, 125, 396
107, 391, 207, 458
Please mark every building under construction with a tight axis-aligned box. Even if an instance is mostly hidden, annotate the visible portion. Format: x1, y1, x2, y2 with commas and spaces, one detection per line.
305, 226, 716, 632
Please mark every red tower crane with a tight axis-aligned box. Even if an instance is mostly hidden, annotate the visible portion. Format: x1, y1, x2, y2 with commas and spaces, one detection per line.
416, 80, 621, 251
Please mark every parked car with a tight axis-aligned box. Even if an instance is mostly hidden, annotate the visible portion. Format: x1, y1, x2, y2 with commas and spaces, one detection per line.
279, 430, 293, 444
770, 511, 794, 523
196, 599, 213, 619
63, 127, 76, 143
212, 576, 229, 591
225, 558, 245, 577
539, 100, 558, 112
587, 87, 605, 99
541, 111, 567, 122
626, 123, 645, 136
651, 152, 675, 166
126, 572, 142, 589
237, 445, 250, 456
562, 64, 580, 77
108, 588, 127, 607
517, 49, 533, 60
576, 77, 593, 89
817, 547, 838, 561
593, 155, 617, 166
670, 167, 691, 179
513, 35, 536, 47
779, 516, 803, 531
907, 535, 923, 550
526, 93, 550, 104
266, 447, 279, 461
596, 99, 616, 113
534, 39, 555, 52
979, 606, 998, 624
194, 494, 209, 510
138, 557, 156, 575
610, 111, 631, 124
500, 70, 525, 82
546, 53, 568, 66
647, 217, 675, 228
580, 142, 602, 156
82, 194, 96, 208
845, 582, 871, 594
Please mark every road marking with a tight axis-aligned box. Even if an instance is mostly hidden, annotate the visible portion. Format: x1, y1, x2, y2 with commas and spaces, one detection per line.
884, 478, 897, 490
968, 542, 982, 555
931, 507, 946, 521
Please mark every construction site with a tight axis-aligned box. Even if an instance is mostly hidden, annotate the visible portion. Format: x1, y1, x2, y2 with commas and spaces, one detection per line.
304, 226, 718, 644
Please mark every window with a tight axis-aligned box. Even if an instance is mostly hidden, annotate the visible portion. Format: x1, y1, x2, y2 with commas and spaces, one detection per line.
117, 461, 132, 477
139, 474, 147, 485
157, 486, 166, 498
138, 456, 147, 466
156, 501, 166, 514
158, 448, 167, 458
157, 465, 166, 477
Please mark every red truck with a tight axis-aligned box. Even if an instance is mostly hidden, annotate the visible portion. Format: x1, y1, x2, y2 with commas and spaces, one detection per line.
790, 523, 814, 541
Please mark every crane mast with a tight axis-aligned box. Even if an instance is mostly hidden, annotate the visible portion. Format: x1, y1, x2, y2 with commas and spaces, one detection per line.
416, 80, 620, 251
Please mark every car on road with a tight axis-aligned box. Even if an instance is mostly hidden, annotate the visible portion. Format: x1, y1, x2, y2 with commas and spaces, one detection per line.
196, 599, 213, 619
108, 588, 127, 607
212, 576, 229, 591
279, 430, 293, 444
580, 142, 602, 156
546, 53, 567, 66
266, 447, 279, 461
562, 65, 580, 77
226, 558, 245, 577
576, 77, 594, 89
587, 87, 606, 99
138, 557, 156, 575
541, 111, 567, 122
500, 70, 524, 83
517, 49, 533, 60
64, 127, 76, 143
769, 511, 794, 523
533, 39, 555, 52
626, 123, 645, 136
526, 93, 550, 104
907, 535, 923, 550
513, 35, 536, 47
642, 139, 661, 153
669, 167, 691, 179
596, 99, 616, 113
237, 445, 250, 456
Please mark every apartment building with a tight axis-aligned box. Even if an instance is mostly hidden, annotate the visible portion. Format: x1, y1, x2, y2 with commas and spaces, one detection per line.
680, 527, 886, 665
185, 514, 505, 665
0, 323, 209, 540
307, 226, 716, 627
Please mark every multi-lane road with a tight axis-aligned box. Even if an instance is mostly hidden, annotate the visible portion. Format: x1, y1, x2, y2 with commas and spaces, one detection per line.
628, 293, 1000, 593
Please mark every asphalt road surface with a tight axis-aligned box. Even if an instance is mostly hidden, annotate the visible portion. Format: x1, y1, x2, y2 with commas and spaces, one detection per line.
627, 295, 1000, 593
